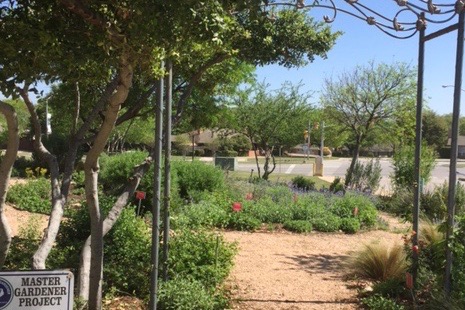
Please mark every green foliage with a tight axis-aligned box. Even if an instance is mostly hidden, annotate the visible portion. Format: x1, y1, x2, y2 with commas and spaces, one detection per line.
311, 214, 341, 232
11, 156, 39, 178
227, 212, 262, 231
168, 229, 236, 290
329, 194, 378, 228
329, 177, 345, 193
340, 218, 361, 234
177, 200, 229, 229
450, 214, 465, 301
247, 197, 293, 223
283, 220, 312, 233
158, 277, 226, 310
215, 134, 250, 156
291, 175, 316, 191
391, 143, 436, 190
103, 208, 151, 297
173, 161, 225, 201
346, 159, 382, 193
3, 216, 43, 270
6, 178, 50, 214
382, 182, 465, 222
348, 243, 408, 282
361, 294, 406, 310
371, 278, 406, 299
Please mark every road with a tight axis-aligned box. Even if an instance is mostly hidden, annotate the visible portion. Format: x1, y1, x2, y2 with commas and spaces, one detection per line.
234, 158, 465, 192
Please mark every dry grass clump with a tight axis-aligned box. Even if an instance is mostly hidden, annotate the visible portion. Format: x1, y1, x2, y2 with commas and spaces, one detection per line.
348, 242, 408, 282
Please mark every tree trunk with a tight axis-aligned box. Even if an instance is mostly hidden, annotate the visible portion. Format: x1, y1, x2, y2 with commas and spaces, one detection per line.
0, 101, 19, 268
78, 156, 151, 301
344, 137, 362, 187
84, 58, 132, 310
19, 87, 65, 270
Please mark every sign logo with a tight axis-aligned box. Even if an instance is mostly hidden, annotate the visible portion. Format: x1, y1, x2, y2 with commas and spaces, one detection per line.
0, 278, 13, 309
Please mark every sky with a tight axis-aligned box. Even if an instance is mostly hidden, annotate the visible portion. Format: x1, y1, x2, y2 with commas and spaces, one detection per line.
255, 1, 462, 115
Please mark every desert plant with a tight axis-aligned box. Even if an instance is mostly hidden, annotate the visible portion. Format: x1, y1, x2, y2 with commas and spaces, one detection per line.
346, 159, 382, 193
348, 243, 408, 282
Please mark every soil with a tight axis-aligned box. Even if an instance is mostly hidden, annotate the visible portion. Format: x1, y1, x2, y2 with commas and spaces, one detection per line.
223, 213, 410, 310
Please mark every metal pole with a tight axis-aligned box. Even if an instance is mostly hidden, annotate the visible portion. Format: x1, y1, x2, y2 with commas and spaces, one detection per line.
307, 120, 311, 159
149, 61, 164, 310
445, 10, 465, 295
162, 60, 172, 282
412, 14, 425, 286
320, 121, 324, 158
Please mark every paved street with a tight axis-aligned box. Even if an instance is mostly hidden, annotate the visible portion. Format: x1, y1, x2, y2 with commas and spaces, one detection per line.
234, 157, 465, 193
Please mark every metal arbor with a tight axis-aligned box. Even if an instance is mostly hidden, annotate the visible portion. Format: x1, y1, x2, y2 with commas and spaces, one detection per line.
262, 0, 465, 295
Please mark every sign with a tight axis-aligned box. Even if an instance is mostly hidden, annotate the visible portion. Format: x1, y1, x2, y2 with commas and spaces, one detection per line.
135, 191, 146, 200
0, 270, 73, 309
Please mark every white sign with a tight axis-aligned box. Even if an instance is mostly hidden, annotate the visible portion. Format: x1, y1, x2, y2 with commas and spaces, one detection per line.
0, 270, 73, 309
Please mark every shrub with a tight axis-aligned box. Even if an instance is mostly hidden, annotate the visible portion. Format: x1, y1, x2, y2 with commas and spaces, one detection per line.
168, 229, 236, 289
391, 143, 436, 190
329, 194, 378, 228
227, 212, 261, 231
372, 278, 406, 299
247, 197, 292, 223
329, 177, 345, 193
348, 243, 408, 282
99, 151, 182, 213
103, 208, 151, 297
158, 277, 225, 310
283, 220, 312, 233
178, 200, 229, 229
346, 159, 382, 193
340, 218, 360, 234
312, 214, 341, 232
420, 182, 465, 221
291, 176, 315, 192
173, 161, 225, 201
361, 294, 405, 310
6, 178, 51, 214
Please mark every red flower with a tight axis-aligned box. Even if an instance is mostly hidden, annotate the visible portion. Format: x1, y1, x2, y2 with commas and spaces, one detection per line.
232, 202, 242, 212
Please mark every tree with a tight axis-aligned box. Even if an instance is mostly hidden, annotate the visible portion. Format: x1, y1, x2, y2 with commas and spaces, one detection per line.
0, 100, 19, 268
321, 61, 416, 186
1, 1, 339, 308
422, 109, 448, 154
232, 81, 313, 180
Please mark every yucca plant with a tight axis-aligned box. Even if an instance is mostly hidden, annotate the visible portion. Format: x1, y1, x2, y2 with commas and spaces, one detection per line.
348, 243, 408, 281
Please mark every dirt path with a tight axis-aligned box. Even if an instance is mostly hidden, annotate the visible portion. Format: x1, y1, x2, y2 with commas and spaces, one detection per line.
223, 213, 410, 310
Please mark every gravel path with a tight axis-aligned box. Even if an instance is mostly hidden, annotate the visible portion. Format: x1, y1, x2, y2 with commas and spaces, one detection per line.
223, 214, 410, 310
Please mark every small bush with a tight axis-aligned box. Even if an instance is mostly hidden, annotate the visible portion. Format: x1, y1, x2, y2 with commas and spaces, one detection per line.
227, 212, 261, 231
168, 229, 236, 289
247, 197, 292, 223
346, 159, 382, 193
340, 218, 360, 234
173, 161, 225, 201
6, 178, 50, 214
372, 278, 406, 298
291, 176, 315, 191
361, 294, 405, 310
348, 243, 408, 282
158, 277, 226, 310
312, 214, 341, 232
283, 220, 312, 233
329, 177, 345, 193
